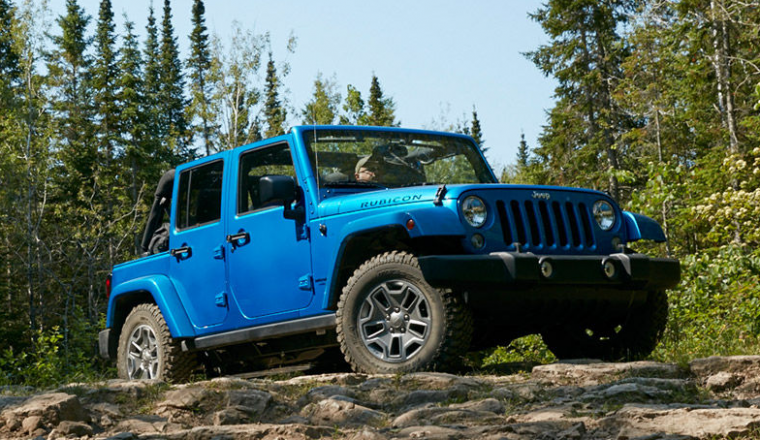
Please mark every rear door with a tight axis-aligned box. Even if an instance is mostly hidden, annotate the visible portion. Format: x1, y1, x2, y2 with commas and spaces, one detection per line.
169, 158, 228, 330
226, 142, 314, 319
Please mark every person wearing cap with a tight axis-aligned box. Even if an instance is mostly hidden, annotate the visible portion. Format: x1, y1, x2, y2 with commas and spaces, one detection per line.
355, 156, 376, 182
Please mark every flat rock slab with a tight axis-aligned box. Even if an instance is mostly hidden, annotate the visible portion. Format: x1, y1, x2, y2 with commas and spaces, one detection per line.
144, 422, 334, 440
7, 356, 760, 439
532, 360, 686, 386
599, 404, 760, 438
690, 356, 760, 378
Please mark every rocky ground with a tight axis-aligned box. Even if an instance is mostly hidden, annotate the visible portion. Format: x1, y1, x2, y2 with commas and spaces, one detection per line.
4, 356, 760, 439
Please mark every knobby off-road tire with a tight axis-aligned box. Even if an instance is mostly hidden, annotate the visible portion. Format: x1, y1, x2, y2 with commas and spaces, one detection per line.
117, 303, 197, 382
336, 251, 473, 374
541, 290, 669, 361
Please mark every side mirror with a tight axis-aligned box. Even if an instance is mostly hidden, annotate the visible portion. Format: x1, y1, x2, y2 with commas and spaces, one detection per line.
259, 175, 304, 221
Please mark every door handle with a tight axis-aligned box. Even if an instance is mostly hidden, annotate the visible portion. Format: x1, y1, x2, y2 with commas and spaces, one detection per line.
226, 231, 250, 248
170, 246, 192, 260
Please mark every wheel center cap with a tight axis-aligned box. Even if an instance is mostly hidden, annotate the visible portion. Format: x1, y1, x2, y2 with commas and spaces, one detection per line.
389, 311, 404, 328
141, 350, 151, 361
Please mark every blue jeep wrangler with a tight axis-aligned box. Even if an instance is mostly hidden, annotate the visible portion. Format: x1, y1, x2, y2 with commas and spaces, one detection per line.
99, 126, 680, 381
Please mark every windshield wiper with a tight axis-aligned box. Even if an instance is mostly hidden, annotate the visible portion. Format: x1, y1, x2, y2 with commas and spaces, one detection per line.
398, 182, 437, 188
322, 181, 388, 189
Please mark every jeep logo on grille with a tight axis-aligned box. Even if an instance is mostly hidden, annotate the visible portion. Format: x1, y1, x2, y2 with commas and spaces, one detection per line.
531, 191, 551, 200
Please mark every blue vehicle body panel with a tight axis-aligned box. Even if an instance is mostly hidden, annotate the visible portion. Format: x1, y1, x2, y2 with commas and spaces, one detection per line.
168, 154, 229, 333
623, 211, 667, 243
106, 273, 196, 338
105, 125, 672, 349
225, 138, 315, 320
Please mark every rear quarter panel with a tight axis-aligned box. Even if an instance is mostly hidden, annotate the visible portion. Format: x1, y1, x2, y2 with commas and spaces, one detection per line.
107, 253, 196, 338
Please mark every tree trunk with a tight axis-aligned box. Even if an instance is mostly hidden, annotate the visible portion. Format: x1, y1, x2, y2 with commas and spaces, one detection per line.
710, 0, 739, 154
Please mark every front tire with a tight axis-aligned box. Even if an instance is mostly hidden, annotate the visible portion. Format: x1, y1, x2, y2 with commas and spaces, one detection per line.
117, 303, 197, 382
541, 290, 668, 361
336, 251, 472, 373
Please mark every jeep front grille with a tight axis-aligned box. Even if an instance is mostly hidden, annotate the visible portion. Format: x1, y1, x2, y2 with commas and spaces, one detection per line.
496, 200, 596, 251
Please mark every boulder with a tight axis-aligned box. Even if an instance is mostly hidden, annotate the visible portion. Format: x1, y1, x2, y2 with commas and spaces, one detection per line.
1, 392, 89, 432
51, 420, 93, 437
226, 389, 272, 416
301, 396, 386, 427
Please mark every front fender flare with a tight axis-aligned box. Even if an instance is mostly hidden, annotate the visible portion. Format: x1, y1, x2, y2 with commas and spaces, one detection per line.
106, 275, 196, 338
623, 211, 667, 243
323, 205, 465, 309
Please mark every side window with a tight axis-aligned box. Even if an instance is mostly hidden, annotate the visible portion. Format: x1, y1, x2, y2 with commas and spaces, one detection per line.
238, 143, 297, 215
177, 160, 224, 230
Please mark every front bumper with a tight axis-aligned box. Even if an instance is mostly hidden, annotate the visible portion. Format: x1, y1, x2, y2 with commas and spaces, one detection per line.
418, 252, 680, 291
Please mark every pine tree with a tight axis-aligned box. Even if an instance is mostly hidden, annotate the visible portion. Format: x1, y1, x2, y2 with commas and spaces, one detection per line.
364, 74, 397, 126
91, 0, 120, 281
159, 0, 189, 158
93, 0, 118, 166
301, 73, 340, 125
186, 0, 214, 155
517, 133, 529, 169
144, 6, 159, 111
528, 0, 639, 200
339, 84, 365, 125
117, 19, 146, 200
142, 6, 164, 159
263, 52, 286, 138
47, 0, 95, 202
470, 108, 486, 154
0, 0, 20, 105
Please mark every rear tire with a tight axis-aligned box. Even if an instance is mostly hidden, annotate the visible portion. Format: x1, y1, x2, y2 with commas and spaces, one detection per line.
336, 251, 472, 373
541, 291, 668, 361
117, 303, 197, 382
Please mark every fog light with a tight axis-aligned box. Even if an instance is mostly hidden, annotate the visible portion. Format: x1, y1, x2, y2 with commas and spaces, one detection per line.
540, 259, 554, 279
471, 234, 485, 249
603, 260, 617, 279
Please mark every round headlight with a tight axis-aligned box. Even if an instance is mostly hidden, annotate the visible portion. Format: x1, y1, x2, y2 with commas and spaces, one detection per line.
593, 200, 616, 231
462, 196, 488, 228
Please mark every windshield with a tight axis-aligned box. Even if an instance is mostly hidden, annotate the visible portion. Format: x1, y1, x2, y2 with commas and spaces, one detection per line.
304, 129, 494, 189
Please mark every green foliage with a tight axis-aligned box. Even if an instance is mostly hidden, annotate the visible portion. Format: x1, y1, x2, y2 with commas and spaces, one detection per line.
0, 322, 107, 389
363, 75, 397, 126
337, 76, 398, 127
653, 245, 760, 364
186, 0, 214, 155
480, 335, 557, 367
0, 328, 64, 389
527, 0, 639, 199
339, 84, 365, 125
301, 72, 341, 125
208, 23, 266, 150
470, 108, 485, 154
158, 0, 189, 158
263, 52, 286, 138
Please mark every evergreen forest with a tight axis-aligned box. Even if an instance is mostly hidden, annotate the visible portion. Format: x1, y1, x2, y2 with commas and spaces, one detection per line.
1, 0, 759, 386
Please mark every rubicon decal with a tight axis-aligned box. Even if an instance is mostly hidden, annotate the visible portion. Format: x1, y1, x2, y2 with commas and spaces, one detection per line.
360, 194, 423, 209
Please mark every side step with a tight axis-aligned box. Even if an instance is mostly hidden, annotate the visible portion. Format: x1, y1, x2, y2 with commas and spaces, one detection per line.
181, 313, 337, 352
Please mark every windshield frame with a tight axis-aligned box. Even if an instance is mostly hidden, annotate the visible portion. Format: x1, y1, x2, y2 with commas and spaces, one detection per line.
301, 127, 497, 191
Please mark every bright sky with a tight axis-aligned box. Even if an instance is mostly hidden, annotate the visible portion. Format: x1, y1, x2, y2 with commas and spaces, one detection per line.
49, 0, 557, 171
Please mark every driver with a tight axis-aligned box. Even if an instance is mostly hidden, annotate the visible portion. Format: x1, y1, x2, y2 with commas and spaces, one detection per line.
355, 156, 376, 182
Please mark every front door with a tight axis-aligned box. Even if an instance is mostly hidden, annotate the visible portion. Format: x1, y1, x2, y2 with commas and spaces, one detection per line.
227, 142, 313, 319
169, 158, 228, 330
